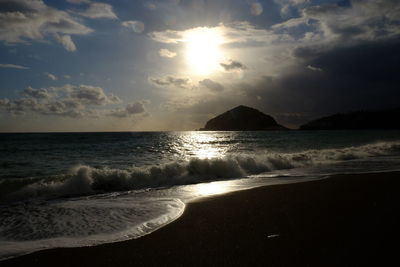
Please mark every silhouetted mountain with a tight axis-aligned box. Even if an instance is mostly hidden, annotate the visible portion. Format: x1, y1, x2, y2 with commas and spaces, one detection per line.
300, 108, 400, 130
200, 105, 288, 131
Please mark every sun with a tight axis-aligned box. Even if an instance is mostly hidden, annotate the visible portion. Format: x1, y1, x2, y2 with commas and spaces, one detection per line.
184, 27, 224, 75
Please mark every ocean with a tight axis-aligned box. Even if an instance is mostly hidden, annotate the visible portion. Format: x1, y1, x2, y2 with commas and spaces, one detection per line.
1, 130, 400, 260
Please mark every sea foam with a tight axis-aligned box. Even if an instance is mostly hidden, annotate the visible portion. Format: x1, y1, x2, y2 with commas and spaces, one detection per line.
0, 196, 185, 260
1, 141, 399, 203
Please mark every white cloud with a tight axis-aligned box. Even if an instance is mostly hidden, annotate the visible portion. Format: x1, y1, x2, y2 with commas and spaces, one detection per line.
275, 0, 309, 17
44, 72, 58, 81
0, 0, 92, 51
150, 22, 293, 48
307, 65, 323, 72
76, 2, 118, 19
159, 48, 177, 58
122, 20, 145, 33
0, 63, 29, 69
53, 34, 77, 52
275, 0, 400, 47
271, 17, 308, 30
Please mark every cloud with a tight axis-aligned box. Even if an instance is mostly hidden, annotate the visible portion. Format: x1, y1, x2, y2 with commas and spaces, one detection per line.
250, 2, 263, 16
150, 29, 183, 44
76, 2, 118, 19
107, 101, 149, 118
159, 48, 177, 58
307, 65, 322, 72
241, 40, 400, 126
0, 98, 10, 106
0, 0, 92, 51
199, 79, 224, 92
44, 72, 58, 81
275, 0, 309, 17
0, 94, 84, 117
220, 60, 247, 71
150, 76, 191, 88
147, 1, 400, 129
0, 84, 124, 118
122, 20, 145, 33
53, 34, 77, 52
0, 63, 29, 69
150, 22, 291, 49
22, 87, 52, 99
166, 38, 400, 128
309, 0, 400, 41
275, 0, 400, 47
69, 84, 121, 105
66, 0, 91, 4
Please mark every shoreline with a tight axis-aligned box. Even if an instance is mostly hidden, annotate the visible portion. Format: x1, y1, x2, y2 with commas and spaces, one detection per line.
3, 171, 400, 266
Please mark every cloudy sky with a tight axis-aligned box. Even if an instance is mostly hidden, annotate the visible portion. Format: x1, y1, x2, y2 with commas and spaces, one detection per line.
0, 0, 399, 131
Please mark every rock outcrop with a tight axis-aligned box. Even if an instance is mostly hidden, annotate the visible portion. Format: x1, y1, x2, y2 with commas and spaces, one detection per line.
200, 105, 288, 131
300, 108, 400, 130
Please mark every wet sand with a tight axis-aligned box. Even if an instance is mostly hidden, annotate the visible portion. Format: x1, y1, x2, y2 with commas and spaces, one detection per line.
2, 171, 400, 266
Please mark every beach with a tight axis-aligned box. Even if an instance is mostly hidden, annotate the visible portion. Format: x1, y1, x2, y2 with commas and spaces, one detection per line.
2, 171, 399, 266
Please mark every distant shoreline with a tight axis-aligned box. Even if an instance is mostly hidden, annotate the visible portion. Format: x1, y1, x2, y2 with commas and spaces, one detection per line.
3, 170, 400, 266
2, 128, 400, 134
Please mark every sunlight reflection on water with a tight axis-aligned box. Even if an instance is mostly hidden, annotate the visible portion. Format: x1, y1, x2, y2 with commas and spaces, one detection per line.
179, 132, 231, 160
195, 181, 231, 197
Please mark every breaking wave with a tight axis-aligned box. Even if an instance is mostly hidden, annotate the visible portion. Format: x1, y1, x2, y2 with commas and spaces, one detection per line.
1, 141, 400, 203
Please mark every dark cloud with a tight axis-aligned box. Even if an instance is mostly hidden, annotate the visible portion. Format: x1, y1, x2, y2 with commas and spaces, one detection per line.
0, 85, 124, 118
69, 85, 121, 105
107, 101, 148, 118
220, 60, 247, 71
173, 34, 400, 128
199, 79, 224, 92
150, 76, 191, 88
295, 39, 400, 83
22, 87, 52, 99
242, 39, 400, 126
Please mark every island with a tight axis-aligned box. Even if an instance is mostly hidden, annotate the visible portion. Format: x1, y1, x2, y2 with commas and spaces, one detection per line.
199, 105, 288, 131
300, 108, 400, 130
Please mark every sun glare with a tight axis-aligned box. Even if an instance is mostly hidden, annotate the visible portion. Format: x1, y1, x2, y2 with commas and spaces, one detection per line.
185, 27, 224, 75
196, 182, 229, 197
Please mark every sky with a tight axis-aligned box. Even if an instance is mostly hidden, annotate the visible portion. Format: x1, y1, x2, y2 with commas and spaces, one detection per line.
0, 0, 399, 132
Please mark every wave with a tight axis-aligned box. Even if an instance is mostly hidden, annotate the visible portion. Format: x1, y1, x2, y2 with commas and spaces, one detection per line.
0, 197, 185, 260
1, 141, 400, 203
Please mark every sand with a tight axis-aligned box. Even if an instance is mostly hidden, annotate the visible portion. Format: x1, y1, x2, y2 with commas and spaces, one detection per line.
2, 171, 400, 266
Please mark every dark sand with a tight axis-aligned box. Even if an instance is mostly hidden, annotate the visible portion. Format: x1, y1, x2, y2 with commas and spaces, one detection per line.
3, 172, 400, 266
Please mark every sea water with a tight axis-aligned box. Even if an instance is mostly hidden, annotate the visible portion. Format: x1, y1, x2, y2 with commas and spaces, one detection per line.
1, 130, 400, 260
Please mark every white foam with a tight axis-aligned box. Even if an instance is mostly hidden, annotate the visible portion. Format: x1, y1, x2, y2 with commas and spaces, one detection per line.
0, 196, 185, 260
2, 141, 400, 202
